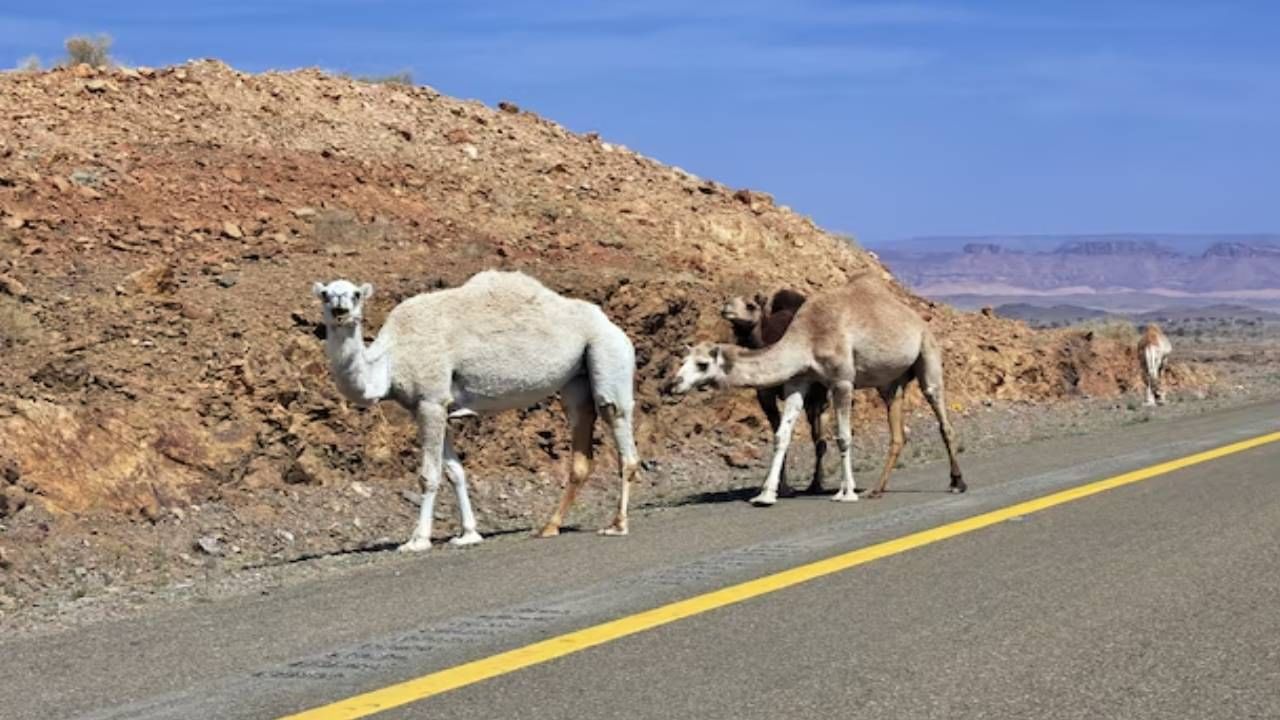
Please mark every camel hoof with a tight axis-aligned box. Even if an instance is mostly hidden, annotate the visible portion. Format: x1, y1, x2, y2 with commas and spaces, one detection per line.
598, 525, 628, 537
533, 525, 560, 539
864, 491, 884, 500
776, 485, 798, 498
449, 531, 483, 547
804, 483, 824, 495
749, 492, 777, 507
830, 491, 859, 503
397, 538, 431, 553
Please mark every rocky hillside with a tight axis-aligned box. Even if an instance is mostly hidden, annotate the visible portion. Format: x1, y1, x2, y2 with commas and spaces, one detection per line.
0, 62, 1214, 603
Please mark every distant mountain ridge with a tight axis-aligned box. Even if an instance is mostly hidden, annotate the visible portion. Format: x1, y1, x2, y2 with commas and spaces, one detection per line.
876, 234, 1280, 299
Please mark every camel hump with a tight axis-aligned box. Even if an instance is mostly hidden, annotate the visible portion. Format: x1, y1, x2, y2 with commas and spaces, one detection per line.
769, 288, 807, 314
1140, 323, 1163, 346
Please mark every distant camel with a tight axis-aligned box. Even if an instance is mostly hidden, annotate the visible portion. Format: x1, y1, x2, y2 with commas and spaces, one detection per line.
721, 289, 828, 495
313, 270, 641, 551
1138, 323, 1172, 406
668, 274, 964, 504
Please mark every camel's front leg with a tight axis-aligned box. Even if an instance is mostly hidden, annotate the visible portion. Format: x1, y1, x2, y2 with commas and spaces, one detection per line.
401, 401, 447, 553
831, 381, 858, 502
443, 433, 482, 547
752, 384, 806, 506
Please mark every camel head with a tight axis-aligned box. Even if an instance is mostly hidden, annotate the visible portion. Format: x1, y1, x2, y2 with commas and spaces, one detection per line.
312, 279, 373, 327
665, 342, 729, 395
720, 294, 767, 328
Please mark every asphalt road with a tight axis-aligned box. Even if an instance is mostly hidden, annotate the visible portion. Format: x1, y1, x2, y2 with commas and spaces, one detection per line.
1, 401, 1277, 720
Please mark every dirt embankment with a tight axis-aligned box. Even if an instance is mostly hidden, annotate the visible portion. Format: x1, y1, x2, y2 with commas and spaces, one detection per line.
0, 61, 1214, 605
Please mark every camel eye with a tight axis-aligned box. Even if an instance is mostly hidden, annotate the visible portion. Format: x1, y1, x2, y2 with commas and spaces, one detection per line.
353, 291, 362, 301
695, 361, 710, 371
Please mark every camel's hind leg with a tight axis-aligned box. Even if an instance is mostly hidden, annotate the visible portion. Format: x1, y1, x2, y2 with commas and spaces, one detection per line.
803, 384, 829, 494
443, 432, 482, 546
831, 381, 859, 502
536, 377, 596, 538
598, 400, 640, 536
866, 379, 908, 499
916, 334, 965, 493
401, 401, 448, 552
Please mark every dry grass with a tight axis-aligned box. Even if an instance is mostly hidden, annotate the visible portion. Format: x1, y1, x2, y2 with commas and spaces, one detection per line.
1074, 318, 1139, 344
63, 35, 113, 68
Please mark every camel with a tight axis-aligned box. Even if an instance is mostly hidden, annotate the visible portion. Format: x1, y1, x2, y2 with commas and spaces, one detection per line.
666, 274, 964, 505
721, 289, 828, 495
312, 270, 641, 552
1138, 323, 1172, 406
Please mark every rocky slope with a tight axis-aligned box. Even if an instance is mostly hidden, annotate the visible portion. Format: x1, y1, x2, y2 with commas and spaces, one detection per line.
0, 61, 1215, 606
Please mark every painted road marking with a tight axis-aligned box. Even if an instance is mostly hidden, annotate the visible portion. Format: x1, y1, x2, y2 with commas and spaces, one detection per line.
280, 430, 1280, 720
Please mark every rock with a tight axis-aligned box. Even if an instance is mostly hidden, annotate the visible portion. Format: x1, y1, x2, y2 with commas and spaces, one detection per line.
195, 535, 222, 555
0, 485, 27, 517
221, 221, 244, 239
291, 207, 317, 219
0, 546, 10, 570
444, 128, 471, 144
0, 275, 28, 299
274, 529, 295, 544
284, 446, 341, 486
222, 167, 244, 183
84, 79, 117, 93
123, 263, 176, 296
50, 176, 71, 193
400, 488, 423, 507
71, 63, 95, 78
216, 273, 239, 288
498, 101, 519, 114
350, 481, 373, 499
2, 215, 25, 230
180, 302, 214, 321
721, 445, 760, 469
462, 144, 479, 160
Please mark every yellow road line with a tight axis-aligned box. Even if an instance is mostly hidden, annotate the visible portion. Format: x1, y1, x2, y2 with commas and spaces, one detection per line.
281, 430, 1280, 720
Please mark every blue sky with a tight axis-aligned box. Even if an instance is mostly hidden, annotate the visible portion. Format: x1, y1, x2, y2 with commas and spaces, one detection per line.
3, 1, 1277, 245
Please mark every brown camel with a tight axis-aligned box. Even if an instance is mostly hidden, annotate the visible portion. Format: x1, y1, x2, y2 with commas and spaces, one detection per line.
668, 274, 964, 505
721, 289, 828, 495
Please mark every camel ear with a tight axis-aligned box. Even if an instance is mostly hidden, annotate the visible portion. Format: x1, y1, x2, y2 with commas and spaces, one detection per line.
312, 282, 327, 300
359, 283, 374, 300
754, 293, 767, 308
711, 345, 724, 363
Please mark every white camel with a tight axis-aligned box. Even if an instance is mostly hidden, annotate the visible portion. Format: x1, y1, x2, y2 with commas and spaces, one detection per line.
1138, 323, 1172, 406
666, 274, 964, 505
313, 270, 641, 552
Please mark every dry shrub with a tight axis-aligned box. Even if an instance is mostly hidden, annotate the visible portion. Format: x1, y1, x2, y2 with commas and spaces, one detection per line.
63, 34, 113, 68
1074, 318, 1138, 344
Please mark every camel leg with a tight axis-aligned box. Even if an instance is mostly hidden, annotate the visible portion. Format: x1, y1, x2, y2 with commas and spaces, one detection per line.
757, 387, 795, 497
866, 381, 907, 499
1155, 354, 1168, 405
752, 383, 806, 507
443, 433, 482, 546
598, 402, 640, 536
536, 377, 596, 538
804, 385, 829, 494
831, 381, 859, 502
916, 340, 966, 493
1143, 347, 1159, 406
401, 401, 448, 552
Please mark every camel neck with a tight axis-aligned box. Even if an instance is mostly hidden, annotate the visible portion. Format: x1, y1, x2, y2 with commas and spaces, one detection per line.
324, 322, 391, 406
724, 339, 810, 389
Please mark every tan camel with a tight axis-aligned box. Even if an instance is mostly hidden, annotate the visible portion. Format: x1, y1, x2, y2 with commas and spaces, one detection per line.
721, 289, 828, 495
667, 274, 964, 505
1138, 322, 1172, 406
313, 270, 641, 552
